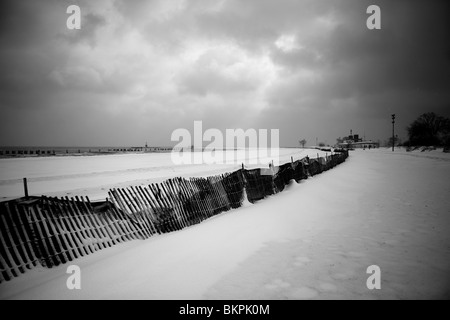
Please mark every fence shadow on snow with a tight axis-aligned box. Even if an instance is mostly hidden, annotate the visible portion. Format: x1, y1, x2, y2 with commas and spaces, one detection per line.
0, 150, 348, 283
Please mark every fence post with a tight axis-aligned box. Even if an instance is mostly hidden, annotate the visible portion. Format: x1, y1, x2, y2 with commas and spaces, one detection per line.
23, 178, 29, 198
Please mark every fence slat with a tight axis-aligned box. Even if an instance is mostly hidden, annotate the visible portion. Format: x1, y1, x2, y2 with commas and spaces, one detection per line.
42, 200, 78, 262
34, 206, 62, 266
137, 186, 158, 221
27, 205, 55, 267
85, 197, 121, 245
75, 196, 114, 249
48, 197, 89, 258
1, 214, 28, 274
209, 176, 230, 213
64, 197, 97, 254
135, 186, 158, 231
35, 204, 70, 264
74, 196, 108, 250
61, 197, 95, 254
0, 216, 23, 277
176, 178, 198, 225
0, 246, 14, 281
118, 188, 151, 239
111, 204, 139, 240
112, 189, 146, 239
107, 191, 138, 240
138, 186, 162, 234
148, 183, 171, 232
132, 186, 158, 235
129, 186, 156, 236
6, 203, 38, 269
77, 196, 112, 248
195, 178, 214, 218
158, 183, 177, 232
187, 178, 208, 221
98, 203, 127, 243
160, 181, 183, 230
167, 179, 189, 228
109, 189, 136, 238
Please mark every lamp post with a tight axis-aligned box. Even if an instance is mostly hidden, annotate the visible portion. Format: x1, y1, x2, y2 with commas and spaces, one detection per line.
391, 114, 396, 151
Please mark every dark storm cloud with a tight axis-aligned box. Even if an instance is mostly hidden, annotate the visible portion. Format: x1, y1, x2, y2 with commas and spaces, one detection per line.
256, 0, 450, 144
60, 13, 107, 47
178, 68, 257, 96
194, 0, 338, 51
0, 0, 449, 147
0, 0, 70, 108
161, 0, 449, 146
176, 48, 262, 96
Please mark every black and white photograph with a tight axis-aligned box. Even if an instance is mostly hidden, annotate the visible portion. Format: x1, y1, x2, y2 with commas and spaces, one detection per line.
0, 0, 449, 303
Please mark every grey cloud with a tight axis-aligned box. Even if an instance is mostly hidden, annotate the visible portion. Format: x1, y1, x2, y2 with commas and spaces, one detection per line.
178, 68, 256, 96
1, 0, 449, 147
270, 46, 322, 72
59, 13, 107, 47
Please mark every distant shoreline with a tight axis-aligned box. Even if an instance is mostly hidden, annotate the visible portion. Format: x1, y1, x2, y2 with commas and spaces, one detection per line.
0, 146, 173, 159
0, 145, 321, 159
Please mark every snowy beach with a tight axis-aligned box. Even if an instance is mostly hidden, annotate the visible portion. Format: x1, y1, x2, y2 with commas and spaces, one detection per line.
2, 0, 450, 303
1, 148, 449, 299
0, 148, 328, 202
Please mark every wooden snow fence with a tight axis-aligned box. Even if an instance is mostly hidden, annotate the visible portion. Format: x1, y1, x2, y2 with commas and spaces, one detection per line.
0, 150, 349, 283
107, 172, 246, 235
0, 196, 142, 282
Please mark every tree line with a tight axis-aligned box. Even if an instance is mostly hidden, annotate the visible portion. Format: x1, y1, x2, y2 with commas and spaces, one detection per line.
405, 112, 450, 147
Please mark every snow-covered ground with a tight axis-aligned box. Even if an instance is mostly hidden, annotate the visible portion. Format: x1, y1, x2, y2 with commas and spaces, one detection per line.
1, 148, 450, 299
0, 148, 327, 202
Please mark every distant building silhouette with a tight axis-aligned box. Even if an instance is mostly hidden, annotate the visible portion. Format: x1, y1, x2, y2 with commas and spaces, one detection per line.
336, 130, 379, 149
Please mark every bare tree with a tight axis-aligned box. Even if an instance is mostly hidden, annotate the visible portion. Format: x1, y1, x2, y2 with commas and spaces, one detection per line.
299, 139, 307, 148
407, 112, 450, 146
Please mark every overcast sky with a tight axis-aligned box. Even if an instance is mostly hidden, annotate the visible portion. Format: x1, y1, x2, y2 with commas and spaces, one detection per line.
1, 0, 449, 147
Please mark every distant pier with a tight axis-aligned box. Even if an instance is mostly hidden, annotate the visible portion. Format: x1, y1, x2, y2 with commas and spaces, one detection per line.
0, 146, 173, 158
